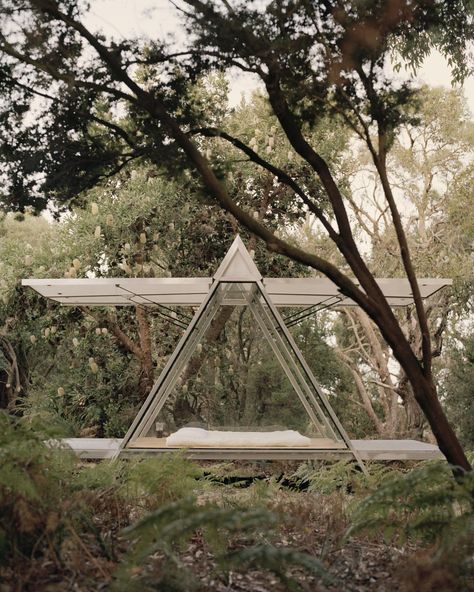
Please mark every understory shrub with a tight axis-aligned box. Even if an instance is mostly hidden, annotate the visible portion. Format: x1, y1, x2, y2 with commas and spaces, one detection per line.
346, 461, 474, 589
0, 412, 75, 564
293, 459, 396, 494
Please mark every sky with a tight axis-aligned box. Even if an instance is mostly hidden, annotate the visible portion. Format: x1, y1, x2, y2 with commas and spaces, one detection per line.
84, 0, 474, 114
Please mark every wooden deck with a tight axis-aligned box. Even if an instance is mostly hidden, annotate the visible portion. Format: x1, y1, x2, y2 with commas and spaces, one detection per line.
50, 437, 443, 461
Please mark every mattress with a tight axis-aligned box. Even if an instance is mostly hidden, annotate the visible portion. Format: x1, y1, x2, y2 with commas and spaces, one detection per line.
165, 427, 312, 447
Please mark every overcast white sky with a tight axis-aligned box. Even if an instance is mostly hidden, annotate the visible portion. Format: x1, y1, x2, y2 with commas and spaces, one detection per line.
85, 0, 474, 114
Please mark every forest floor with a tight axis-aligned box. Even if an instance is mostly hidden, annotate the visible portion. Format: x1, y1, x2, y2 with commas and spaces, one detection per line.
0, 458, 470, 592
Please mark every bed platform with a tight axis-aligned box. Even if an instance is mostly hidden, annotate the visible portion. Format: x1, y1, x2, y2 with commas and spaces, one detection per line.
56, 437, 443, 462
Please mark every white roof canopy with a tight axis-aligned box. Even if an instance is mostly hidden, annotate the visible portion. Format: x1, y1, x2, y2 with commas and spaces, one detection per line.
22, 236, 451, 308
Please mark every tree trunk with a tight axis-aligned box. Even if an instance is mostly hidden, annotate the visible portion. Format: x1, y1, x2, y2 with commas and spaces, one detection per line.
136, 306, 155, 399
399, 359, 469, 474
397, 374, 425, 438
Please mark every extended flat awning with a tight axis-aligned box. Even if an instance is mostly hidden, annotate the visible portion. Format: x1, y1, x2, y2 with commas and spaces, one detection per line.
22, 276, 451, 308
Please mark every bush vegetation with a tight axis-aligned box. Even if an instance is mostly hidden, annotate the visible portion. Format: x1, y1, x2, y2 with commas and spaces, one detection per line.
0, 412, 472, 591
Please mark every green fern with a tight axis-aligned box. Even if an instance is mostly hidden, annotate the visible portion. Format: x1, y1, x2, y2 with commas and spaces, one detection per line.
294, 459, 396, 494
346, 461, 473, 544
345, 460, 474, 586
0, 412, 75, 563
125, 452, 204, 506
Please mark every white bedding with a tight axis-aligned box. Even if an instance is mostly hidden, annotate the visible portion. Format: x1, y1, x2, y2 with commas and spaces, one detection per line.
166, 427, 312, 447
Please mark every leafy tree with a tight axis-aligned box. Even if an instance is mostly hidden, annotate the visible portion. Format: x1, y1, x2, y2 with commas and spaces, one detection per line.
0, 0, 472, 471
331, 86, 474, 438
443, 333, 474, 449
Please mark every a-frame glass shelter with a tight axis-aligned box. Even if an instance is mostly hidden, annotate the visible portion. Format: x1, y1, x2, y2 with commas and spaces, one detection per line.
23, 236, 449, 466
118, 237, 364, 468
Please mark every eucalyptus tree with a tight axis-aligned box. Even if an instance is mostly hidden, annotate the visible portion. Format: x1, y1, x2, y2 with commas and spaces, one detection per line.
0, 0, 473, 470
333, 86, 474, 438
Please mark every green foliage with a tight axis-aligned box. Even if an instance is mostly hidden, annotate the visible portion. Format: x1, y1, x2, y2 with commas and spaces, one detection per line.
345, 461, 474, 587
0, 412, 75, 563
294, 460, 396, 494
444, 333, 474, 448
346, 461, 474, 545
0, 1, 472, 210
126, 453, 204, 506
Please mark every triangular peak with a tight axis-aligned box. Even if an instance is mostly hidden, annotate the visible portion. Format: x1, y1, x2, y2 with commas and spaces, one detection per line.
213, 235, 262, 281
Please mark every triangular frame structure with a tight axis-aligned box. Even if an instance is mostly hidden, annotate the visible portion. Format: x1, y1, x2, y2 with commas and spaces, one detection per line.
118, 237, 366, 471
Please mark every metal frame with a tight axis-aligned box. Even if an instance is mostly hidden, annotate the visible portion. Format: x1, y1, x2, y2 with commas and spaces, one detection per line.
117, 238, 368, 472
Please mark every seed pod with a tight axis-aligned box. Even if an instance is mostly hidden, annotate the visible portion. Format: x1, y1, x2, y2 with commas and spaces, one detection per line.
95, 328, 101, 335
50, 326, 57, 334
182, 384, 188, 393
139, 232, 147, 244
101, 328, 108, 335
57, 387, 65, 396
249, 249, 255, 259
89, 361, 99, 374
91, 202, 99, 215
120, 260, 132, 275
24, 255, 33, 266
105, 213, 114, 226
72, 337, 79, 347
124, 243, 131, 252
94, 225, 101, 239
253, 211, 259, 219
29, 335, 37, 344
72, 258, 81, 270
44, 328, 50, 338
205, 148, 212, 159
168, 222, 175, 231
196, 343, 203, 354
287, 150, 293, 161
69, 267, 77, 278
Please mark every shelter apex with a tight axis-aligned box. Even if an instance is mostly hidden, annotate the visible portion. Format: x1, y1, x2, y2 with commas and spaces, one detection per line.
213, 235, 262, 281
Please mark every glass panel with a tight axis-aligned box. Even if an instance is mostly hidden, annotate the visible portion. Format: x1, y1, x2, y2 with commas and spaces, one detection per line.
130, 282, 346, 449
